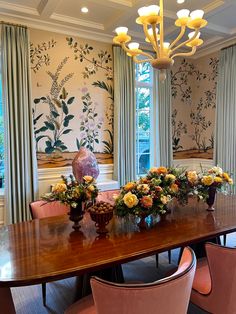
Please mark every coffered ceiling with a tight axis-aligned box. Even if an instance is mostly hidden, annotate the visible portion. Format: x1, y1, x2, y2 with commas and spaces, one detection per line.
0, 0, 236, 57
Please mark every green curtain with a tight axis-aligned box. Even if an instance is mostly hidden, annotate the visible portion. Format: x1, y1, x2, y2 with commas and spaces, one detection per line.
1, 23, 38, 223
155, 70, 172, 167
113, 46, 136, 186
215, 45, 236, 192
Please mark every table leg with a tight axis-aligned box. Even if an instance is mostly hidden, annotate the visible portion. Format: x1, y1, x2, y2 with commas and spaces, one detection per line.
0, 287, 16, 314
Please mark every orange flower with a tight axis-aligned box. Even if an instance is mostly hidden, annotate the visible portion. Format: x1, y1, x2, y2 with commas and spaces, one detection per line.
187, 171, 198, 184
157, 167, 168, 175
140, 196, 153, 208
124, 182, 136, 191
170, 183, 179, 193
155, 186, 163, 192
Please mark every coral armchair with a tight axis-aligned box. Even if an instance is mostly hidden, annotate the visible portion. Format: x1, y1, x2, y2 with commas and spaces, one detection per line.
65, 247, 196, 314
29, 200, 69, 306
191, 242, 236, 314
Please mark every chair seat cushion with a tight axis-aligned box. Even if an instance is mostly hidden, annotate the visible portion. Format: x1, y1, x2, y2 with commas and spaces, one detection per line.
192, 258, 211, 295
65, 295, 96, 314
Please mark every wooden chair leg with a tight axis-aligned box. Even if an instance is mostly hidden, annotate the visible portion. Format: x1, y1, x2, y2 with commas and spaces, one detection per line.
42, 283, 46, 306
223, 234, 227, 246
155, 253, 159, 268
168, 250, 172, 264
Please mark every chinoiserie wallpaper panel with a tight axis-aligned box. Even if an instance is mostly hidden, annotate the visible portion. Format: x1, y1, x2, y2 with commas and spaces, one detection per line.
30, 28, 113, 168
171, 51, 219, 160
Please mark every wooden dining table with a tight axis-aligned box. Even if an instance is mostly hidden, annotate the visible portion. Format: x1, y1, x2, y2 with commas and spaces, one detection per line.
1, 194, 236, 313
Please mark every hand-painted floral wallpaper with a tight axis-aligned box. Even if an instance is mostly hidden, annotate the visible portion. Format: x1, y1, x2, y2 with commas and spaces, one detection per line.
171, 52, 219, 159
30, 29, 113, 167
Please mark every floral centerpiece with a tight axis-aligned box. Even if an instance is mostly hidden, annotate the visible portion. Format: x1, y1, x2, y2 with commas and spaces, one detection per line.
197, 166, 233, 210
42, 175, 98, 229
115, 167, 174, 227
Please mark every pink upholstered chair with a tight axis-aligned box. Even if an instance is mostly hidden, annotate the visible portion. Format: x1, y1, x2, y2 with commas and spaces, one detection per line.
191, 242, 236, 314
65, 247, 196, 314
29, 200, 69, 306
96, 189, 120, 205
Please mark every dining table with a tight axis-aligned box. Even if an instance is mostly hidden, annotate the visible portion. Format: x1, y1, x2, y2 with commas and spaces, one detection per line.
1, 194, 236, 313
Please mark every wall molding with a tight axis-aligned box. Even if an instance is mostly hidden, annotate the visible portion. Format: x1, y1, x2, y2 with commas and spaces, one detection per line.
173, 158, 214, 171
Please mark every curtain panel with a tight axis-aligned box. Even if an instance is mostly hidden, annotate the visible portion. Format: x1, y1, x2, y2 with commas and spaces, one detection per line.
1, 23, 38, 223
215, 45, 236, 193
113, 46, 136, 186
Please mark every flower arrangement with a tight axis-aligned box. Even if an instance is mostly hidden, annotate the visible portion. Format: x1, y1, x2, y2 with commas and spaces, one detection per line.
115, 167, 173, 218
42, 175, 99, 208
197, 166, 233, 201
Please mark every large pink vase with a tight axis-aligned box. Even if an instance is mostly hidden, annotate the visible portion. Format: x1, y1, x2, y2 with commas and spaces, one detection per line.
72, 147, 100, 182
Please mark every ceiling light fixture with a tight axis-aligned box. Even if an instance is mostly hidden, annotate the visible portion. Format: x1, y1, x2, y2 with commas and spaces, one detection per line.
113, 0, 207, 81
177, 0, 185, 4
81, 7, 89, 13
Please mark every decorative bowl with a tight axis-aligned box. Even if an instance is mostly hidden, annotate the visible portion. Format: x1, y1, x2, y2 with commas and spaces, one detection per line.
89, 201, 114, 234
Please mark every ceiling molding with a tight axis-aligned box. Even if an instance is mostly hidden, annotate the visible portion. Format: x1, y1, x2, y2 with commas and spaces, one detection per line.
38, 0, 62, 18
205, 22, 230, 35
0, 12, 112, 43
0, 1, 39, 16
203, 0, 225, 14
50, 13, 105, 30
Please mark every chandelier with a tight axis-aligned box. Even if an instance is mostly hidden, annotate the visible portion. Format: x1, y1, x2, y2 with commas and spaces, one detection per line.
113, 0, 207, 81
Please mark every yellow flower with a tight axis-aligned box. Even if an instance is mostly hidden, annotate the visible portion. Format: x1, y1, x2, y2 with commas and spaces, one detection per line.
214, 176, 223, 184
83, 176, 94, 183
223, 172, 230, 181
123, 192, 139, 208
137, 184, 150, 193
124, 182, 136, 191
52, 183, 67, 193
87, 185, 95, 192
187, 171, 198, 184
165, 174, 176, 181
201, 175, 214, 186
160, 195, 169, 205
229, 178, 234, 185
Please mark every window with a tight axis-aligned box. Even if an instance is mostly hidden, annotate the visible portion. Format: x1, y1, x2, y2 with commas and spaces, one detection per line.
135, 62, 154, 176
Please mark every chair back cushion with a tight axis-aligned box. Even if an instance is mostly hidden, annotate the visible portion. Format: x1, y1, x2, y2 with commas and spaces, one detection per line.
96, 190, 120, 206
91, 247, 196, 314
30, 200, 69, 219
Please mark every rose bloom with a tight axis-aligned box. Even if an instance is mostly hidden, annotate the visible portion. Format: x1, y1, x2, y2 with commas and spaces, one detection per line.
201, 175, 214, 186
52, 183, 67, 193
160, 195, 169, 205
165, 174, 176, 181
124, 182, 136, 191
155, 186, 163, 192
83, 176, 94, 183
229, 178, 233, 185
209, 166, 223, 176
222, 172, 230, 181
170, 183, 179, 193
149, 167, 159, 174
87, 185, 95, 192
157, 167, 168, 175
187, 171, 198, 184
214, 176, 223, 184
140, 195, 153, 208
137, 184, 150, 194
123, 192, 139, 208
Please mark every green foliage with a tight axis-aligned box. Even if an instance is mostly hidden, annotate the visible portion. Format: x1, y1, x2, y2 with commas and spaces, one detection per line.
102, 129, 113, 154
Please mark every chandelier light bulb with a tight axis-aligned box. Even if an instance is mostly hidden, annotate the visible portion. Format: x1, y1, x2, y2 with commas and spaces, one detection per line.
188, 31, 201, 39
177, 0, 185, 3
190, 10, 204, 20
163, 42, 170, 49
138, 6, 149, 17
146, 5, 160, 16
177, 9, 190, 19
115, 27, 128, 35
128, 42, 140, 50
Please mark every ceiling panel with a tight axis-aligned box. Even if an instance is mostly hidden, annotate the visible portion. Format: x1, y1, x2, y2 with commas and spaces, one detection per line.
0, 0, 40, 8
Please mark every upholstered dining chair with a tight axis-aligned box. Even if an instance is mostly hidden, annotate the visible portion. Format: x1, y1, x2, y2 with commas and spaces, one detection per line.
191, 242, 236, 314
65, 247, 196, 314
29, 200, 69, 306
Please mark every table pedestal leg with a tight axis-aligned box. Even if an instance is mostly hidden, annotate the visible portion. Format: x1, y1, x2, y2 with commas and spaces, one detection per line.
0, 287, 16, 314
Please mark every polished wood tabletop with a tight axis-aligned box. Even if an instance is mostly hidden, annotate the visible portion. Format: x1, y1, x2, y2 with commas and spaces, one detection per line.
1, 194, 236, 288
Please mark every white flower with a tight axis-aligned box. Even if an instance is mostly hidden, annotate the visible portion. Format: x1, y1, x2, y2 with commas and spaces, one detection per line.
211, 166, 223, 176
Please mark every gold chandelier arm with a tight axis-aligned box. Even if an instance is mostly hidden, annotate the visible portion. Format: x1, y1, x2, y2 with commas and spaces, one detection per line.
171, 46, 197, 59
159, 0, 164, 55
143, 23, 159, 56
133, 56, 154, 64
121, 42, 154, 60
170, 28, 200, 54
151, 23, 160, 57
169, 25, 186, 50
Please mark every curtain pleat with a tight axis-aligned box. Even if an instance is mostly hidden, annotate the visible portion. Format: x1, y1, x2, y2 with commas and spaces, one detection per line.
215, 46, 236, 193
156, 71, 172, 167
1, 24, 38, 223
113, 46, 136, 186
